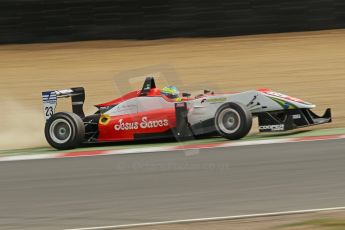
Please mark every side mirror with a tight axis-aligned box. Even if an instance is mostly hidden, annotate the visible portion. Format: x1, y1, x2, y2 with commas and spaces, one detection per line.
182, 92, 191, 98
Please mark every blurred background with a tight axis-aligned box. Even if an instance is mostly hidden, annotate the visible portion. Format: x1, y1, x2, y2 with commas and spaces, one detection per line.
1, 2, 345, 230
0, 0, 345, 149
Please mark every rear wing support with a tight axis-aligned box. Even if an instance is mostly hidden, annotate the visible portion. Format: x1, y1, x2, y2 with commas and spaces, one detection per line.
42, 87, 85, 121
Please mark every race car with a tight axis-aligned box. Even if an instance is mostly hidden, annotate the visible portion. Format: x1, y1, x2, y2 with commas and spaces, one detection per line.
42, 77, 332, 150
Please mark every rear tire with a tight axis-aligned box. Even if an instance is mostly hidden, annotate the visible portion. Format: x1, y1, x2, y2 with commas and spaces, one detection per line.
45, 112, 85, 150
214, 102, 252, 140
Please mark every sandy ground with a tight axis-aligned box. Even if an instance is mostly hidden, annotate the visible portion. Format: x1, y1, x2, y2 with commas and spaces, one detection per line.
0, 29, 344, 149
127, 210, 345, 230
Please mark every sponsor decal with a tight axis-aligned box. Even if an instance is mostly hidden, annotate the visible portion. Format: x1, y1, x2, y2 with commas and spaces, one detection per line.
117, 104, 136, 109
112, 103, 137, 114
292, 114, 301, 119
42, 91, 57, 103
114, 116, 169, 131
269, 97, 297, 110
42, 91, 57, 120
259, 124, 285, 131
55, 89, 73, 95
175, 102, 186, 108
202, 97, 226, 104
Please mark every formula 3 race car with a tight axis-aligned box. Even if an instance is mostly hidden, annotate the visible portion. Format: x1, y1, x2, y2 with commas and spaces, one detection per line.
42, 77, 332, 150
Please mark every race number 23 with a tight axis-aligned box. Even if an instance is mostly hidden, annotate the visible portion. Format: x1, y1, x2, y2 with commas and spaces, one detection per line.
45, 106, 54, 117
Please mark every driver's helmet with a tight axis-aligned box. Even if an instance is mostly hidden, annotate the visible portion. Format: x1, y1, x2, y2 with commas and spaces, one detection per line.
161, 86, 180, 100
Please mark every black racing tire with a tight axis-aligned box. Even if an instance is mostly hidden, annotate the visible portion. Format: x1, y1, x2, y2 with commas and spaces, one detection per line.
45, 112, 85, 150
214, 102, 252, 140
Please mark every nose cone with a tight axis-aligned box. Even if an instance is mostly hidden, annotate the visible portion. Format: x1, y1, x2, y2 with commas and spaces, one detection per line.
294, 101, 316, 109
259, 90, 316, 109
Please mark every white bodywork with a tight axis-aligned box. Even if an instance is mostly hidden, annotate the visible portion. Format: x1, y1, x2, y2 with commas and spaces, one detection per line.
185, 90, 315, 127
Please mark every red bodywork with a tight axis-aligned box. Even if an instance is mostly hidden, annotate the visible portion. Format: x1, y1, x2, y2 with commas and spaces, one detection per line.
96, 88, 179, 142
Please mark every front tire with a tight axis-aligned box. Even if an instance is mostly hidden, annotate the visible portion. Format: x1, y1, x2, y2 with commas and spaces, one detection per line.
214, 102, 252, 140
45, 112, 85, 150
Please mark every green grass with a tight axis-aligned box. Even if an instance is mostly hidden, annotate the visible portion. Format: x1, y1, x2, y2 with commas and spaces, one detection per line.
280, 218, 345, 230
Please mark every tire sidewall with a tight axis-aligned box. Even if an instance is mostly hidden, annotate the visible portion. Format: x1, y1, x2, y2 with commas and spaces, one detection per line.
45, 112, 84, 150
214, 102, 252, 140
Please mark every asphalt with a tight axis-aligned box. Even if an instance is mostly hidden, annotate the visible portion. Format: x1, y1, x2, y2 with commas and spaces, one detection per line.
0, 139, 344, 230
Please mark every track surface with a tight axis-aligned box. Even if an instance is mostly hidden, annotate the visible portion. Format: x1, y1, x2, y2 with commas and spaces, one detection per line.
1, 139, 345, 229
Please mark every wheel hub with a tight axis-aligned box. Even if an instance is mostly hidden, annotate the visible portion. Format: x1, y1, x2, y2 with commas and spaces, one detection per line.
49, 119, 72, 144
218, 108, 241, 134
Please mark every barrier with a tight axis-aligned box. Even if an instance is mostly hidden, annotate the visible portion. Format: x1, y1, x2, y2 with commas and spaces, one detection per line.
0, 0, 344, 44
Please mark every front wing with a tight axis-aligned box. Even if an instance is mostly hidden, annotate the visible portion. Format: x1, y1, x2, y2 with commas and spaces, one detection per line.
257, 108, 332, 132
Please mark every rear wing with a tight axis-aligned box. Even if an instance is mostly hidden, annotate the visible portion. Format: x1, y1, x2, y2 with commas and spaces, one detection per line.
42, 87, 85, 121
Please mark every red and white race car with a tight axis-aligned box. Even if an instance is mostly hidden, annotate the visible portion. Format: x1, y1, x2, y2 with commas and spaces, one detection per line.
42, 77, 331, 150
